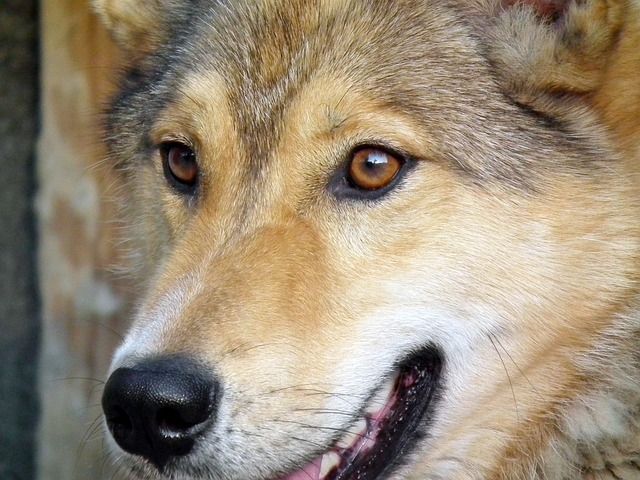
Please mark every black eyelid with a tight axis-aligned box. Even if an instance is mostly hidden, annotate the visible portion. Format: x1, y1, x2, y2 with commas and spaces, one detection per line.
348, 143, 411, 162
159, 140, 195, 156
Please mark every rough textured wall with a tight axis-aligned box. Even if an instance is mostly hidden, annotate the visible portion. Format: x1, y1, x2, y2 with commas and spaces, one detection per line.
0, 1, 40, 479
37, 0, 129, 478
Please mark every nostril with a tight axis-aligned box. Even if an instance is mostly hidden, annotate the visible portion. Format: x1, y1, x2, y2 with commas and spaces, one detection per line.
157, 407, 202, 436
106, 405, 134, 434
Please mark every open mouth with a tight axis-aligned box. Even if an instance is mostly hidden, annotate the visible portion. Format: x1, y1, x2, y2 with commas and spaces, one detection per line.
280, 350, 442, 480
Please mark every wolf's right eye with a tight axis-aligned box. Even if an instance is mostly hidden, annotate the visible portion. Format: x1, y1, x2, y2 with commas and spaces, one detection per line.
160, 142, 199, 193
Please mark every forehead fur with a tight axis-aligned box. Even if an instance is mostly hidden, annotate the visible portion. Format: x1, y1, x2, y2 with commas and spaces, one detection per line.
191, 1, 480, 168
105, 0, 612, 188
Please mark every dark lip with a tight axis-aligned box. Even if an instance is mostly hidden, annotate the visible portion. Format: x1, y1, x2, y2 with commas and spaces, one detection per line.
275, 347, 443, 480
337, 348, 443, 480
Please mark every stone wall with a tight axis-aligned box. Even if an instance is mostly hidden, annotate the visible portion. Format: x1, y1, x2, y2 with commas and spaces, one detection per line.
0, 1, 39, 479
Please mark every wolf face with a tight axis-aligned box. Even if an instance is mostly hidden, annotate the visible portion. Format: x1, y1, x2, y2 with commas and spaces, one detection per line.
95, 0, 640, 478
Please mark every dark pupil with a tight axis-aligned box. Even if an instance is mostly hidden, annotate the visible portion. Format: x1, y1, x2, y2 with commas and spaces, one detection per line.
361, 152, 389, 178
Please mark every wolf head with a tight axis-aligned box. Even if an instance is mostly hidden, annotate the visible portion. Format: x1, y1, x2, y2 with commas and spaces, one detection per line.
95, 1, 640, 478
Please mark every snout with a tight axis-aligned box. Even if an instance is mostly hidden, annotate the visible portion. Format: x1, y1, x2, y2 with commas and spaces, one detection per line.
102, 356, 217, 470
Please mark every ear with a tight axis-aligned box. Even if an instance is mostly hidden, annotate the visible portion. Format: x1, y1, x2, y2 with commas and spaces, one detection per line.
92, 0, 186, 54
483, 0, 626, 112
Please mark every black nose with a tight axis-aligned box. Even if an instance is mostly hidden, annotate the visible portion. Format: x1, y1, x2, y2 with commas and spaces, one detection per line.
102, 356, 217, 470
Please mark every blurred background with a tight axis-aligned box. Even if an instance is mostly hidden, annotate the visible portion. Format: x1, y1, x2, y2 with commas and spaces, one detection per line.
1, 0, 134, 478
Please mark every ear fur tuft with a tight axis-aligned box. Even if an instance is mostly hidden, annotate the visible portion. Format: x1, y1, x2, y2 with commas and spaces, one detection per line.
501, 0, 571, 21
484, 0, 626, 115
91, 0, 185, 54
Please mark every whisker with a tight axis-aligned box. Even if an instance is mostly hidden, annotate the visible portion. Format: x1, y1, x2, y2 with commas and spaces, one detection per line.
294, 408, 356, 418
272, 418, 376, 442
492, 335, 543, 398
53, 377, 105, 384
89, 382, 106, 399
218, 341, 288, 362
288, 435, 327, 450
95, 322, 125, 341
264, 383, 345, 395
76, 414, 105, 472
488, 333, 519, 422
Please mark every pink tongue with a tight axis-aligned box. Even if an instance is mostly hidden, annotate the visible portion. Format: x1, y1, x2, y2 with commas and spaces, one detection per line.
280, 457, 323, 480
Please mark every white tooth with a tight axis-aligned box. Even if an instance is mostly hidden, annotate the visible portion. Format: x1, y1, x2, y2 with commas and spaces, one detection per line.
319, 452, 341, 479
336, 418, 367, 449
335, 432, 357, 449
355, 417, 368, 435
365, 403, 381, 416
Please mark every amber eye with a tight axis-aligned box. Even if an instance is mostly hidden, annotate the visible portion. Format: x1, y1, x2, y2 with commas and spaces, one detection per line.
160, 142, 198, 192
348, 148, 403, 191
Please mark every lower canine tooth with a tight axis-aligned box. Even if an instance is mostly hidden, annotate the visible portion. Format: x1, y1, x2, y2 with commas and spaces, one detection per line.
320, 452, 341, 479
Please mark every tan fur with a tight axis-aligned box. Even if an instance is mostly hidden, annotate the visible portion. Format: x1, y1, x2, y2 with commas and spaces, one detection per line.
95, 0, 640, 478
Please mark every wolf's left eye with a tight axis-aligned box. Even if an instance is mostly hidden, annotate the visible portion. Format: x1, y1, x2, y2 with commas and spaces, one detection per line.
160, 142, 199, 193
348, 148, 403, 191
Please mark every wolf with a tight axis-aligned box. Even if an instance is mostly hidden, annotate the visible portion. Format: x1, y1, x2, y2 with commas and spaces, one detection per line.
93, 0, 640, 478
